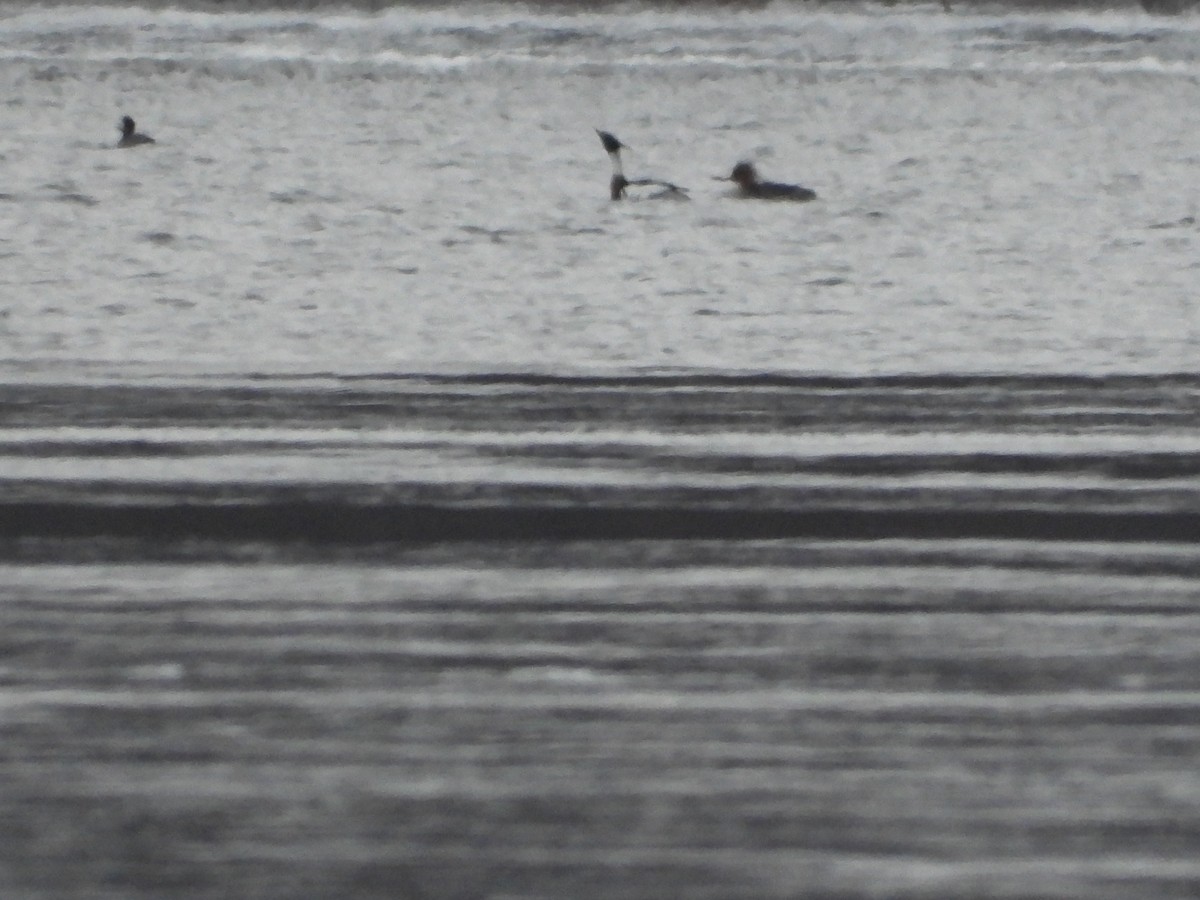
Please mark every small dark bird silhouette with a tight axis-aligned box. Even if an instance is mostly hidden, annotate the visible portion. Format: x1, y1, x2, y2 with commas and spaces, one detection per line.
717, 161, 816, 201
596, 129, 688, 201
117, 116, 155, 149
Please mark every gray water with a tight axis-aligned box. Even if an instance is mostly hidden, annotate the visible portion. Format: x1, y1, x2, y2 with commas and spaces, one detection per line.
3, 4, 1200, 899
3, 2, 1200, 376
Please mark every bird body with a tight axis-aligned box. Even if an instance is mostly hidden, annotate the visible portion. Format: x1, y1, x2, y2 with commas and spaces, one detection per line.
597, 129, 688, 201
117, 116, 155, 148
719, 161, 815, 201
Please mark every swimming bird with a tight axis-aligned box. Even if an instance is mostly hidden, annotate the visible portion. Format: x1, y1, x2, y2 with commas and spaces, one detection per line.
117, 116, 155, 149
717, 161, 816, 201
596, 129, 688, 201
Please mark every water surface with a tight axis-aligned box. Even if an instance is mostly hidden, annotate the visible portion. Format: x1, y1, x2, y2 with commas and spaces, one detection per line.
3, 1, 1200, 377
3, 4, 1200, 898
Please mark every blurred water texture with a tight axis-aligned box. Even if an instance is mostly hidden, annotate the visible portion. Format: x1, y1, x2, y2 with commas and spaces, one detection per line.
3, 3, 1200, 898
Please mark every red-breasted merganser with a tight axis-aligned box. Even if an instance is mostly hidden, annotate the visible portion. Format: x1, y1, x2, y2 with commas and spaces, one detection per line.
596, 129, 688, 201
117, 116, 155, 149
717, 161, 815, 201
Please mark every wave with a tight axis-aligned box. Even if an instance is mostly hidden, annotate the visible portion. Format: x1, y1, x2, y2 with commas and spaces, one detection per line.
0, 0, 1191, 12
6, 497, 1200, 544
5, 2, 1200, 72
2, 373, 1198, 547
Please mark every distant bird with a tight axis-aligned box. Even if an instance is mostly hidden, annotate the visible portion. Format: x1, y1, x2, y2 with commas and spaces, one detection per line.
596, 129, 688, 202
717, 161, 816, 202
117, 116, 155, 149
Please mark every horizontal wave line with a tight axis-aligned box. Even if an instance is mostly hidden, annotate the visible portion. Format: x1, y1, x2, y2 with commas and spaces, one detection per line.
305, 371, 1200, 390
3, 502, 1198, 544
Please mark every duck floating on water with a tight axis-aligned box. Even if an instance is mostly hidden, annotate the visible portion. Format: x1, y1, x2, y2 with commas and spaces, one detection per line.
717, 161, 815, 201
596, 129, 688, 201
117, 116, 155, 149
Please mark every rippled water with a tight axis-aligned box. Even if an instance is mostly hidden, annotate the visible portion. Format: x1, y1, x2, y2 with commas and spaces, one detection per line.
4, 373, 1200, 899
3, 2, 1200, 378
4, 6, 1200, 898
